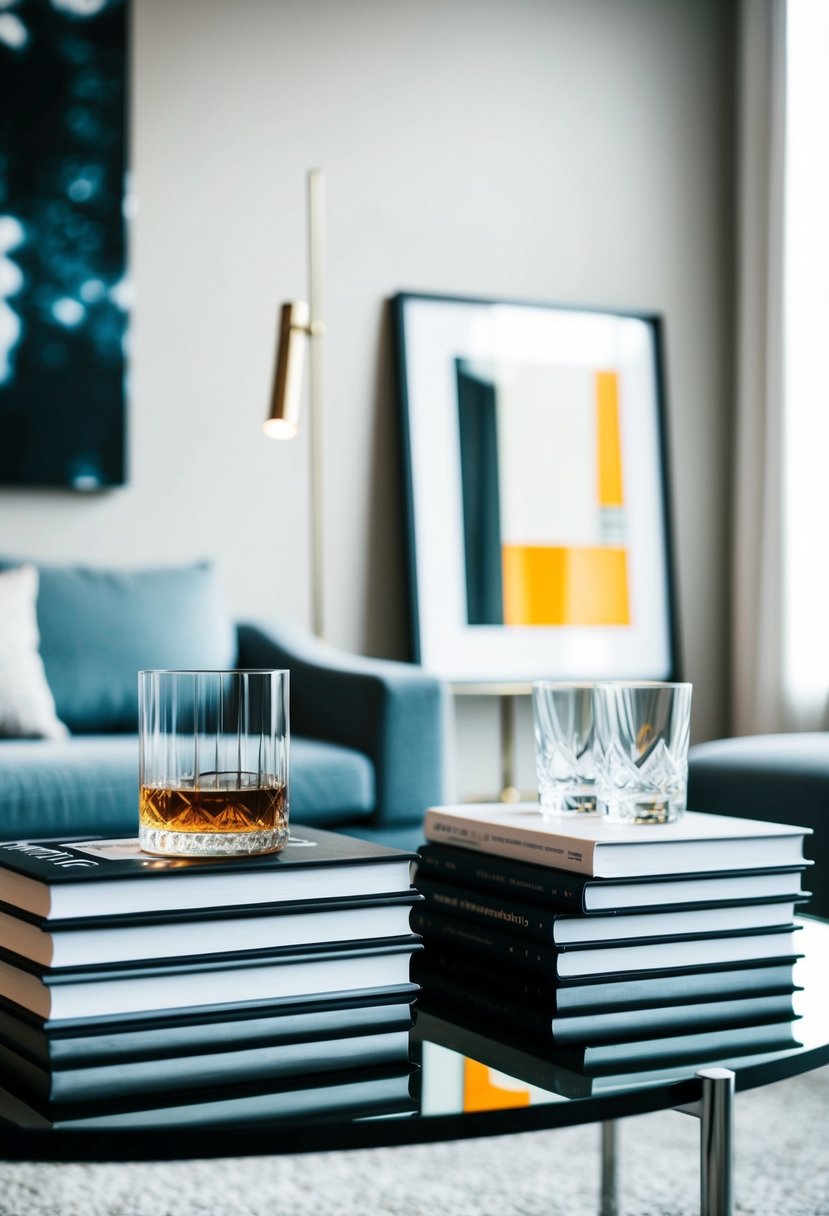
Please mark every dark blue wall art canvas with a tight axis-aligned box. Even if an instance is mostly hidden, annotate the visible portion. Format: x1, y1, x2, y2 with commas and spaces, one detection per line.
0, 0, 127, 490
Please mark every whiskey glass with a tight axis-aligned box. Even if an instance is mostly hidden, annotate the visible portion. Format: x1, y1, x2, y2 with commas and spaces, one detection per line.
138, 670, 289, 857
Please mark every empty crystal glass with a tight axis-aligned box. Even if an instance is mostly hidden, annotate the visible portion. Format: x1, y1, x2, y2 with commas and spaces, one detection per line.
593, 682, 692, 824
532, 682, 597, 816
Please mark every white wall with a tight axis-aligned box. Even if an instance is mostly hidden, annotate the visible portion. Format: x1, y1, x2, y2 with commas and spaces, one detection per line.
0, 0, 735, 791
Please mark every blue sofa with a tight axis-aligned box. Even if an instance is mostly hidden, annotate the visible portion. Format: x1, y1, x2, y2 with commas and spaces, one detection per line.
0, 560, 445, 852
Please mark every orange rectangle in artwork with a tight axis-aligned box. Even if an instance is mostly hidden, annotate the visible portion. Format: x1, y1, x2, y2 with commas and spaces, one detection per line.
502, 545, 629, 626
596, 371, 624, 508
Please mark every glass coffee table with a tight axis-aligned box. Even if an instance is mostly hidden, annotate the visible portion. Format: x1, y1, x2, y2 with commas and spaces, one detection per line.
0, 918, 827, 1216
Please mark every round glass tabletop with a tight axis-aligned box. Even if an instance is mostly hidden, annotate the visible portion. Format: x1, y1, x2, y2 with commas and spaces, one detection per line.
0, 917, 826, 1162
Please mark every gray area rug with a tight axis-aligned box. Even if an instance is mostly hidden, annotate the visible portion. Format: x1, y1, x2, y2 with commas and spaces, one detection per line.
1, 1066, 827, 1216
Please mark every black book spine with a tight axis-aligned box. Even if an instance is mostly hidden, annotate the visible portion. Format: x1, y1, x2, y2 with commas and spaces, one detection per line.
416, 843, 589, 911
410, 907, 560, 976
412, 946, 570, 1003
417, 879, 564, 945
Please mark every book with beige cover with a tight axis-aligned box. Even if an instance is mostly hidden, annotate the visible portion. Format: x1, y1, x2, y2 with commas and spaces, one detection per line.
423, 805, 811, 878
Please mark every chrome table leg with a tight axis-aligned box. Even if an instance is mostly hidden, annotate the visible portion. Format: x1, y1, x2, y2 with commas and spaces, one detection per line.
699, 1068, 735, 1216
600, 1120, 618, 1216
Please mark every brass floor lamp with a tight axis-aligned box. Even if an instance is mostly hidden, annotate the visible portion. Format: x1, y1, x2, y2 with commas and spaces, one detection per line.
263, 169, 326, 639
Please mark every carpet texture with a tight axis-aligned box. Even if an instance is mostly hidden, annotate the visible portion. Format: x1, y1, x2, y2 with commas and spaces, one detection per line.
1, 1066, 827, 1216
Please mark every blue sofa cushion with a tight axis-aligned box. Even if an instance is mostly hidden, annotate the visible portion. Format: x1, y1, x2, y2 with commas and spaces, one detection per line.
0, 737, 140, 841
290, 737, 375, 828
0, 561, 238, 734
0, 736, 374, 841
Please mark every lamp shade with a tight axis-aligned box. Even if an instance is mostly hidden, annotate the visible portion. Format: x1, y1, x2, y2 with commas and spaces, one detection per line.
263, 300, 310, 440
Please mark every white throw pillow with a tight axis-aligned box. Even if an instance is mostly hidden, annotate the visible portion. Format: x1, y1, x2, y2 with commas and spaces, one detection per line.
0, 565, 69, 740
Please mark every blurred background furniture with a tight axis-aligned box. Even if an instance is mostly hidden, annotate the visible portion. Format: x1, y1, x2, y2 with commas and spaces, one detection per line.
688, 734, 828, 919
0, 560, 444, 851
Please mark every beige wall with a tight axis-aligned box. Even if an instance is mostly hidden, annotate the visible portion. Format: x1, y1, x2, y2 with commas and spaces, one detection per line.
0, 0, 735, 791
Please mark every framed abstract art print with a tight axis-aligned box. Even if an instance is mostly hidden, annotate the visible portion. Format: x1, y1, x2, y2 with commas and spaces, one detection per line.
0, 0, 128, 490
393, 292, 679, 683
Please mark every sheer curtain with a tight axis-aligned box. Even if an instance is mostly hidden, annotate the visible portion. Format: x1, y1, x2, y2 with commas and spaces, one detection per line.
732, 0, 829, 735
781, 0, 829, 727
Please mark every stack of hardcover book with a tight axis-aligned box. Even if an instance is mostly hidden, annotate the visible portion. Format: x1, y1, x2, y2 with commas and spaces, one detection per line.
0, 827, 422, 1128
412, 804, 811, 1058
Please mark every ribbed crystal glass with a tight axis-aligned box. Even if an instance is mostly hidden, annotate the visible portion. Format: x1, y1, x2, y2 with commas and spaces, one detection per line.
138, 670, 289, 857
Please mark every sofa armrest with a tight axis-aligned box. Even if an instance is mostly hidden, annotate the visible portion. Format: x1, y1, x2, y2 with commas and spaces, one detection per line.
236, 622, 445, 831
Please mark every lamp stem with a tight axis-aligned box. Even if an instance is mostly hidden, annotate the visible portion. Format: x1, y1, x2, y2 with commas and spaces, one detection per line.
308, 168, 325, 638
